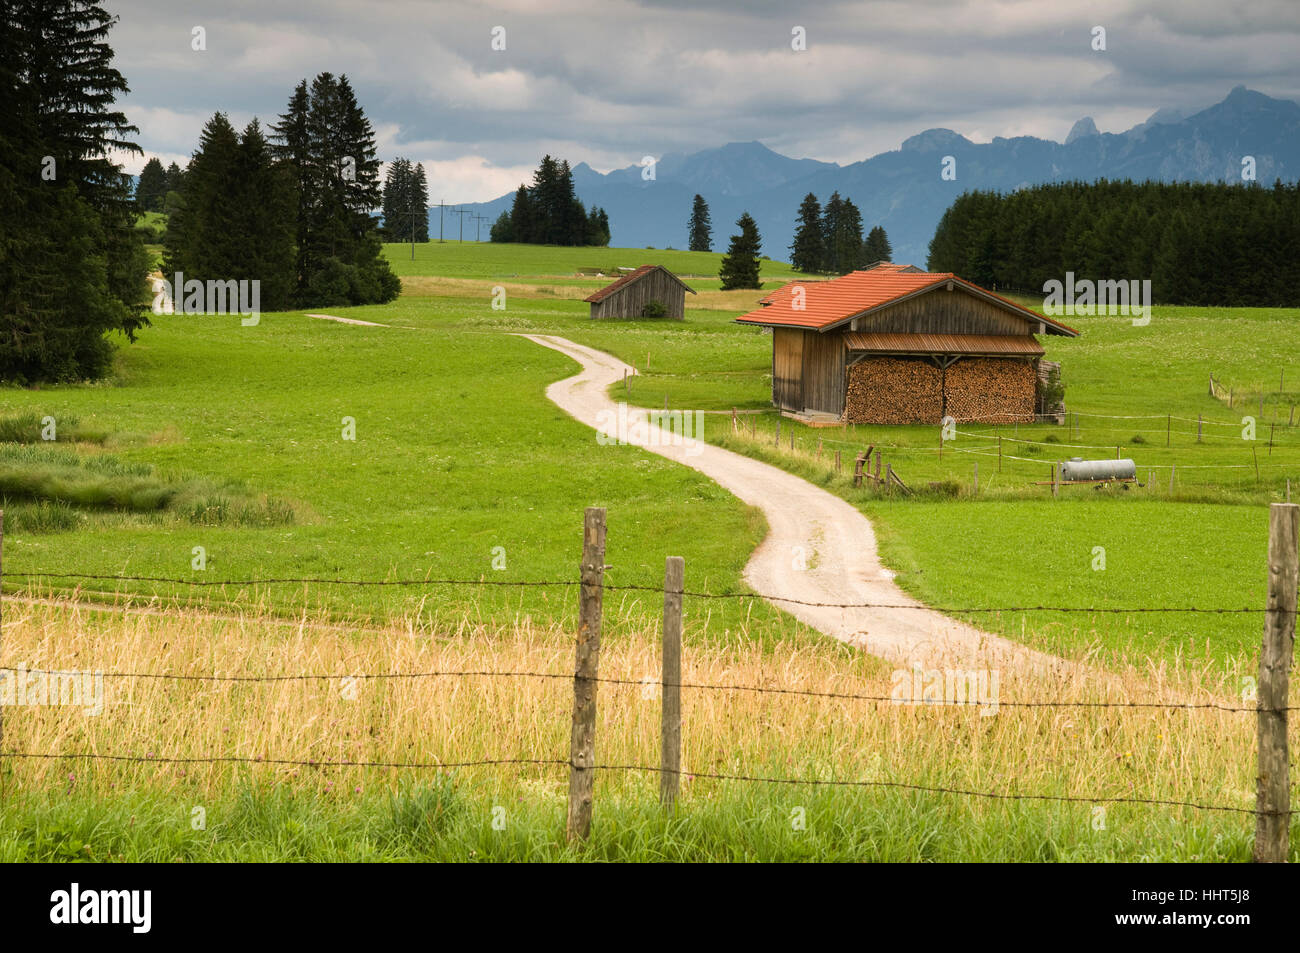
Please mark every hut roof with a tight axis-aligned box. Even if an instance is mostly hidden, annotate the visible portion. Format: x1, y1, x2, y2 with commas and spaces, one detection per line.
843, 331, 1046, 356
583, 265, 697, 304
737, 264, 1078, 336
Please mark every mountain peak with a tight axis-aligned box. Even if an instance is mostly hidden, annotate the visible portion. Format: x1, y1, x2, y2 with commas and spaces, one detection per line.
1065, 116, 1099, 144
900, 128, 971, 153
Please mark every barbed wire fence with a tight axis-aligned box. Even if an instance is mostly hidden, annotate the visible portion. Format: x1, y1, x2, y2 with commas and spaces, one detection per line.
0, 505, 1296, 858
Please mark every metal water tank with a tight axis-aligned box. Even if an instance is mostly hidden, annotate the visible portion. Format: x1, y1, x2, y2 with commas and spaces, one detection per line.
1059, 457, 1137, 482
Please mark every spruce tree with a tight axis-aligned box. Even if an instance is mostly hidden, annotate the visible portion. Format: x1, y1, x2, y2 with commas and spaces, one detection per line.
862, 225, 892, 265
834, 198, 864, 272
1, 0, 148, 382
271, 79, 311, 289
135, 157, 167, 211
271, 73, 398, 305
688, 194, 712, 251
410, 163, 429, 242
231, 118, 295, 311
382, 157, 412, 242
820, 192, 844, 272
718, 212, 763, 290
789, 193, 824, 272
489, 209, 514, 243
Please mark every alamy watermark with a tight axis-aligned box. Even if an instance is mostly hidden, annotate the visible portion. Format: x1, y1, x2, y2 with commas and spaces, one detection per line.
595, 402, 705, 457
151, 271, 260, 326
891, 662, 1000, 715
1042, 272, 1151, 326
0, 663, 104, 716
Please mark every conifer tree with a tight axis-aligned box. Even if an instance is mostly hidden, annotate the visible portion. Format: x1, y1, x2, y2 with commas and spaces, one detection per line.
688, 194, 712, 251
719, 212, 763, 290
135, 157, 167, 211
789, 193, 824, 272
1, 0, 149, 382
862, 225, 892, 265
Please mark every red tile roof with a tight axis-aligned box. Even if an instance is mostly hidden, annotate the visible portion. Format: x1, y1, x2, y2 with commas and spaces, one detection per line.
736, 264, 1078, 336
584, 265, 696, 303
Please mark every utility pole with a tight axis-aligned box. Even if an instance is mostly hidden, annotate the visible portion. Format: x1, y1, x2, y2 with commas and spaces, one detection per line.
407, 206, 418, 260
451, 207, 472, 242
471, 213, 488, 242
434, 199, 452, 243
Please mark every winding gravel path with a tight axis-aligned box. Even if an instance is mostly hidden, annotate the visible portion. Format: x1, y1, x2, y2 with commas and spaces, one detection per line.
522, 333, 1072, 675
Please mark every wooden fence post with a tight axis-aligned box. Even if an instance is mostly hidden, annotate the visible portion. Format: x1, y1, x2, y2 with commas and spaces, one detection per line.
816, 438, 822, 461
1254, 445, 1261, 483
775, 418, 780, 447
567, 507, 606, 842
660, 556, 684, 811
0, 510, 4, 802
885, 463, 895, 496
1253, 503, 1298, 862
853, 453, 865, 488
875, 453, 881, 484
835, 449, 841, 474
731, 407, 737, 433
1050, 463, 1058, 498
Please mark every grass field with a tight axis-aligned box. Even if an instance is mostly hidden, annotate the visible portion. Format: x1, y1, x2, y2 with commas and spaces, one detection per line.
2, 239, 1297, 861
4, 240, 1297, 661
0, 600, 1281, 861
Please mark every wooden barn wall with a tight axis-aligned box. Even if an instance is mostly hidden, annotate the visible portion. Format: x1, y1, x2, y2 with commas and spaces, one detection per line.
855, 290, 1033, 336
799, 331, 847, 415
772, 328, 804, 411
592, 270, 687, 319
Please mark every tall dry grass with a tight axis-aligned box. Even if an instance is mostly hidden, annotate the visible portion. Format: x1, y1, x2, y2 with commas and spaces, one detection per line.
0, 596, 1281, 824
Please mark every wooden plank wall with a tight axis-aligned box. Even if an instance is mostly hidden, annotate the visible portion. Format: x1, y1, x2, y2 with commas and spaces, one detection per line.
592, 270, 687, 319
800, 331, 847, 415
772, 328, 803, 411
855, 290, 1033, 336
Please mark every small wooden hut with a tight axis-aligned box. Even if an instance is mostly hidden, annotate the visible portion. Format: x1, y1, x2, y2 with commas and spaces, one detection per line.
585, 265, 696, 320
734, 263, 1079, 424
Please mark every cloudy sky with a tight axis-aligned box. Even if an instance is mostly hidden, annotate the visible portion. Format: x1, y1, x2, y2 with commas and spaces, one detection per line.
111, 0, 1300, 201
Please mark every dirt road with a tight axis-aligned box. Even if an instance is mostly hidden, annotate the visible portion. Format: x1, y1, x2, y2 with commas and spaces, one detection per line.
522, 333, 1072, 675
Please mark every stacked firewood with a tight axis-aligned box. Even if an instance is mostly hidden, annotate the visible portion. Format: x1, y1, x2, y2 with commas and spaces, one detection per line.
844, 358, 943, 424
944, 358, 1035, 423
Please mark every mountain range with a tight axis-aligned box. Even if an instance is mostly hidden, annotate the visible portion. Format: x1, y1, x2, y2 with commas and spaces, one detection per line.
444, 86, 1300, 267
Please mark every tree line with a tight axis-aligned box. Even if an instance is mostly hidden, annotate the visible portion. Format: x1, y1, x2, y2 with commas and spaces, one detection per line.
381, 158, 429, 243
490, 156, 610, 246
134, 157, 185, 214
790, 192, 892, 273
1, 1, 150, 383
164, 72, 400, 312
927, 179, 1300, 306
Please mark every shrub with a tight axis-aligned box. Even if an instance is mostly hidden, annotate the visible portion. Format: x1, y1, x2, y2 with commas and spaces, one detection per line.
641, 300, 668, 319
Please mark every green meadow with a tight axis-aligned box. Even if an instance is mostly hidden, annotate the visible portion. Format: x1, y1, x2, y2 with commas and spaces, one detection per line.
1, 239, 1297, 665
3, 239, 1296, 863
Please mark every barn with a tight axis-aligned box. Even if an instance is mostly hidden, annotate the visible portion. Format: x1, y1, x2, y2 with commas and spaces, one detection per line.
584, 265, 696, 320
735, 263, 1079, 424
